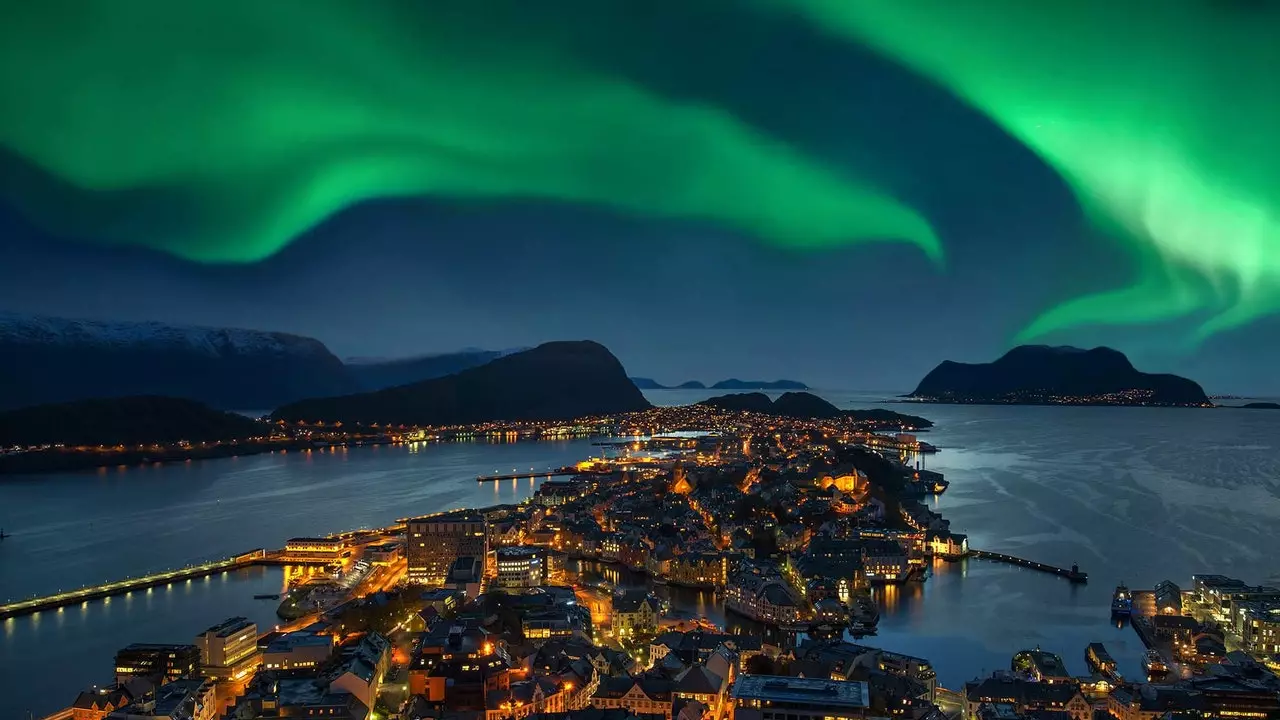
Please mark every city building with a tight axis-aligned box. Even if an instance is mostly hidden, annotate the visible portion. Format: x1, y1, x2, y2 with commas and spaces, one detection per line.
591, 676, 674, 720
725, 569, 802, 625
411, 622, 510, 709
496, 546, 550, 589
236, 675, 370, 720
407, 511, 488, 586
365, 541, 402, 565
329, 632, 391, 711
667, 553, 726, 589
261, 631, 334, 671
732, 675, 870, 720
613, 591, 661, 638
1155, 580, 1183, 615
861, 539, 910, 584
105, 678, 216, 720
113, 644, 201, 685
282, 537, 346, 563
1240, 604, 1280, 657
802, 642, 938, 703
194, 617, 259, 681
963, 675, 1090, 720
72, 680, 154, 720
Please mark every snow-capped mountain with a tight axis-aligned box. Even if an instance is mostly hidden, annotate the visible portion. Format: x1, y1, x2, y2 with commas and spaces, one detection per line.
0, 314, 355, 410
0, 313, 335, 357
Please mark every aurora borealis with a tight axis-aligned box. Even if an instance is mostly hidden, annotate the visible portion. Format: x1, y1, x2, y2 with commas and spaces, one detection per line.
767, 0, 1280, 342
1, 0, 1278, 389
0, 0, 937, 264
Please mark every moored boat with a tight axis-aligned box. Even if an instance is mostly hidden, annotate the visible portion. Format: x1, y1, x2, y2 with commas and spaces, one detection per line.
1112, 582, 1133, 616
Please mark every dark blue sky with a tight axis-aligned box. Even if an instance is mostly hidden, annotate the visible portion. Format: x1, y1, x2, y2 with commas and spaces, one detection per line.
0, 1, 1275, 394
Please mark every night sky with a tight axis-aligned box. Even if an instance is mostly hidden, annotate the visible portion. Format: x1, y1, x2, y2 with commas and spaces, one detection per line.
1, 0, 1277, 393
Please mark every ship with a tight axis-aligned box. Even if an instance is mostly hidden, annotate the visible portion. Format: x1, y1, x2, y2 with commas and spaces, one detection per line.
1112, 582, 1133, 616
1143, 650, 1169, 677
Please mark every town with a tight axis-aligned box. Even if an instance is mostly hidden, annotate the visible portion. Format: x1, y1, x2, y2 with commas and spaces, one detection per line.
27, 405, 1280, 720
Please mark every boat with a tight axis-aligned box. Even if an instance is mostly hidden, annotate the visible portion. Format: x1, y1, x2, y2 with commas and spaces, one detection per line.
849, 621, 877, 636
1143, 650, 1169, 676
254, 593, 281, 600
1112, 582, 1133, 616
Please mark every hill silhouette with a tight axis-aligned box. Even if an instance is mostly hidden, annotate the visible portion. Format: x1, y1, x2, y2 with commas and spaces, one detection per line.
911, 345, 1208, 406
0, 396, 265, 447
275, 341, 651, 425
698, 391, 932, 427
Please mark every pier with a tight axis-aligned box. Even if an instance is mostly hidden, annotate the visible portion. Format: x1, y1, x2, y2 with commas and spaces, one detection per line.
476, 467, 581, 482
968, 549, 1088, 583
0, 549, 278, 621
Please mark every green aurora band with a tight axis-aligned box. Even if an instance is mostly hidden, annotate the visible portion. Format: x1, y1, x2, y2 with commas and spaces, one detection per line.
0, 0, 938, 264
770, 0, 1280, 341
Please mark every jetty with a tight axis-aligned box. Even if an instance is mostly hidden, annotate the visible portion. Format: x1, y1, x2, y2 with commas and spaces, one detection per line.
968, 549, 1088, 583
0, 547, 337, 621
476, 467, 580, 482
0, 549, 270, 620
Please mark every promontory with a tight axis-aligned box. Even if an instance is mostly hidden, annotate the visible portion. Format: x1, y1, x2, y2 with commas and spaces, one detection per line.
909, 345, 1209, 407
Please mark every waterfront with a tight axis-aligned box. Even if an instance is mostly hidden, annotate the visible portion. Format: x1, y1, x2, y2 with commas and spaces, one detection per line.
3, 392, 1280, 716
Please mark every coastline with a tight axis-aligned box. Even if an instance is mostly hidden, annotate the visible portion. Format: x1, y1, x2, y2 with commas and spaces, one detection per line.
0, 438, 390, 477
889, 397, 1216, 408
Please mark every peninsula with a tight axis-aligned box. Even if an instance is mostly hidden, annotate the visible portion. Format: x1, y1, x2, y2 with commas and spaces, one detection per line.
910, 345, 1210, 407
700, 391, 933, 429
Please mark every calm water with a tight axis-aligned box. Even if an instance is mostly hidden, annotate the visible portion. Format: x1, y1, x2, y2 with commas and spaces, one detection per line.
4, 391, 1280, 716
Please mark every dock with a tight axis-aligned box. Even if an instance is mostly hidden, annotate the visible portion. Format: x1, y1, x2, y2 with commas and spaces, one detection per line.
0, 549, 269, 620
968, 549, 1088, 583
476, 466, 581, 482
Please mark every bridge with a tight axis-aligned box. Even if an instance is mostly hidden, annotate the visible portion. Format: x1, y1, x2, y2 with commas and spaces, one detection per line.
0, 549, 270, 621
968, 549, 1087, 583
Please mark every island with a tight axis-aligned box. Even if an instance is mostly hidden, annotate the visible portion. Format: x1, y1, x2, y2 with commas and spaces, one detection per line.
910, 345, 1210, 407
699, 391, 933, 429
628, 378, 797, 390
711, 378, 808, 390
1238, 402, 1280, 410
275, 340, 652, 425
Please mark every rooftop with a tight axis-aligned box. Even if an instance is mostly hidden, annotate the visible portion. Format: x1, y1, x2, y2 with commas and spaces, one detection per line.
201, 616, 253, 638
731, 675, 869, 709
407, 509, 486, 524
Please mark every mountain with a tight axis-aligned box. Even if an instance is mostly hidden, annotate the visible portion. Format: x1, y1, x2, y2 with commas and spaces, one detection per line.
274, 341, 652, 425
628, 378, 712, 390
1239, 402, 1280, 410
698, 392, 775, 413
0, 396, 266, 447
711, 379, 808, 390
910, 345, 1209, 406
0, 313, 355, 410
349, 349, 513, 391
698, 391, 932, 427
771, 391, 843, 418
